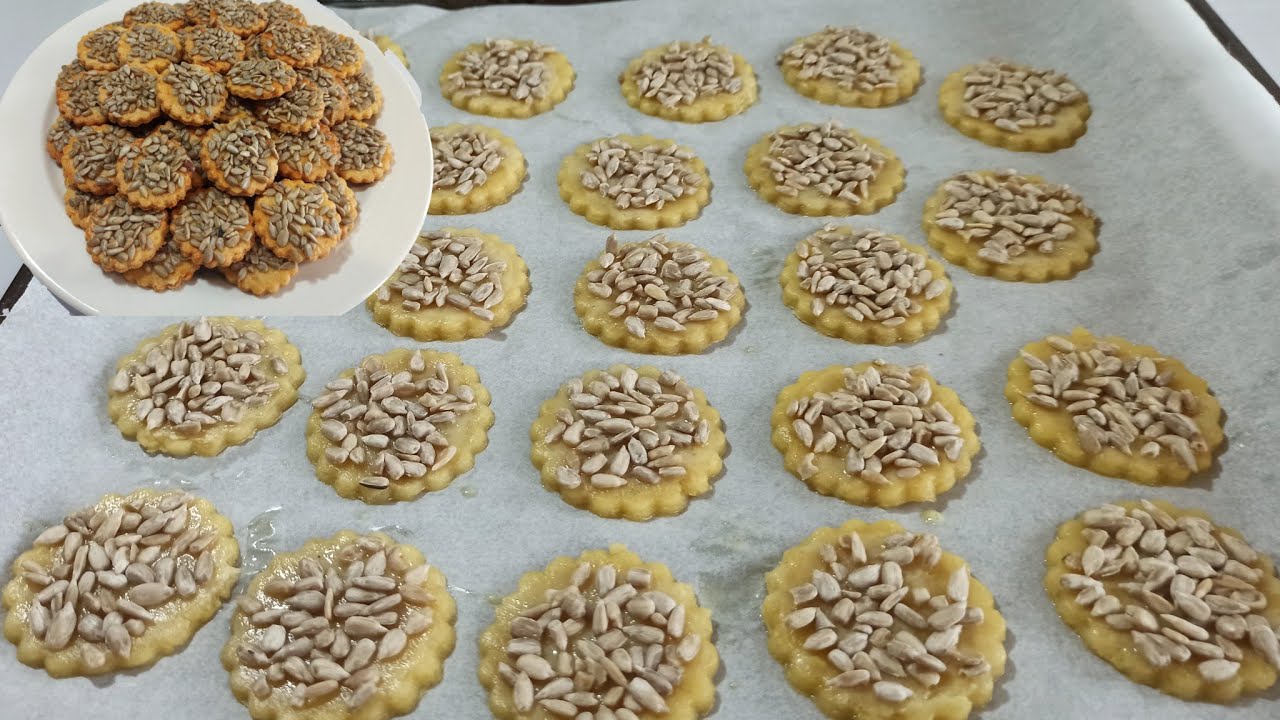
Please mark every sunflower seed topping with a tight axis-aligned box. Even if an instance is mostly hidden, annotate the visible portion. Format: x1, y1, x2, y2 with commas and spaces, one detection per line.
227, 58, 298, 96
498, 561, 702, 715
378, 230, 507, 317
779, 26, 905, 92
159, 62, 227, 119
581, 138, 702, 211
796, 224, 945, 325
632, 37, 742, 107
260, 22, 317, 67
255, 80, 324, 131
100, 64, 158, 123
1063, 502, 1279, 681
229, 243, 298, 282
315, 27, 363, 74
124, 3, 186, 28
80, 26, 125, 67
787, 361, 965, 485
960, 59, 1085, 132
1020, 338, 1207, 468
63, 125, 131, 191
120, 24, 181, 67
133, 242, 191, 280
258, 180, 342, 258
235, 536, 437, 708
762, 121, 885, 202
431, 127, 505, 196
931, 170, 1092, 264
333, 120, 390, 176
203, 118, 278, 193
118, 135, 193, 203
184, 26, 246, 70
85, 196, 166, 265
446, 39, 555, 103
172, 187, 253, 265
342, 72, 380, 115
297, 66, 349, 125
59, 71, 108, 122
586, 234, 738, 339
276, 125, 340, 180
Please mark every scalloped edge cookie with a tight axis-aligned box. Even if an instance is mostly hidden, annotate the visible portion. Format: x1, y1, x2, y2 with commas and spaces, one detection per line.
428, 125, 527, 215
619, 40, 758, 122
779, 37, 922, 108
744, 126, 905, 216
558, 135, 712, 230
938, 65, 1091, 153
440, 41, 575, 119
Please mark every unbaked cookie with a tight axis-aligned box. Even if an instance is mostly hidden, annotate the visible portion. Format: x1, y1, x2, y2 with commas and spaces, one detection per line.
368, 228, 530, 340
106, 317, 305, 457
764, 519, 1007, 718
171, 186, 255, 267
99, 64, 162, 127
530, 365, 726, 520
559, 135, 711, 230
478, 545, 717, 719
1, 489, 240, 677
939, 59, 1090, 152
781, 224, 951, 344
222, 531, 455, 717
333, 119, 393, 184
745, 121, 904, 216
771, 361, 979, 507
221, 243, 300, 296
116, 134, 196, 210
254, 179, 343, 262
1045, 500, 1280, 702
428, 124, 525, 215
778, 26, 922, 107
201, 118, 279, 196
306, 349, 494, 503
121, 241, 200, 292
84, 195, 168, 273
1005, 328, 1225, 485
117, 23, 183, 73
575, 234, 743, 355
620, 37, 757, 122
441, 38, 574, 118
923, 169, 1098, 282
157, 61, 228, 125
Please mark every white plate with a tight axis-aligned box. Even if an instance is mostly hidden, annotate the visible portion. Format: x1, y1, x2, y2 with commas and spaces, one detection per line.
0, 0, 431, 315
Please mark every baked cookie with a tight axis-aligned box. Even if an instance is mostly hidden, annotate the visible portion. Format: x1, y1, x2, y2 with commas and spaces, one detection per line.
275, 124, 340, 182
620, 37, 757, 122
157, 62, 228, 125
61, 125, 132, 195
558, 135, 711, 230
332, 119, 393, 184
428, 124, 525, 214
183, 25, 245, 74
575, 234, 743, 355
253, 179, 342, 262
367, 228, 530, 340
342, 70, 383, 121
924, 169, 1099, 281
254, 79, 324, 133
764, 519, 1007, 718
530, 365, 726, 520
56, 70, 109, 126
77, 24, 125, 71
116, 134, 197, 210
479, 545, 718, 718
99, 64, 162, 127
307, 349, 494, 503
745, 121, 904, 216
201, 118, 279, 196
258, 21, 320, 67
46, 115, 76, 162
1046, 500, 1280, 702
150, 120, 208, 186
222, 531, 455, 718
260, 1, 306, 27
226, 58, 297, 99
117, 23, 183, 73
123, 3, 187, 31
778, 26, 922, 107
316, 172, 358, 239
940, 58, 1090, 152
297, 65, 349, 125
64, 188, 106, 230
1, 489, 240, 677
772, 361, 979, 507
314, 26, 365, 79
121, 241, 200, 291
441, 38, 574, 118
210, 0, 265, 38
183, 0, 220, 26
214, 93, 256, 123
781, 224, 951, 344
106, 317, 305, 457
1005, 328, 1225, 485
171, 187, 254, 267
56, 59, 89, 93
84, 195, 168, 273
221, 243, 300, 296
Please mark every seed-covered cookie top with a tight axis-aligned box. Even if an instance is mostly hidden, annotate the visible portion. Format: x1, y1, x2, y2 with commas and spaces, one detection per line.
100, 64, 159, 122
63, 125, 132, 190
256, 180, 341, 260
580, 138, 703, 211
343, 71, 381, 116
119, 23, 182, 67
117, 135, 194, 201
779, 26, 905, 92
158, 62, 227, 120
79, 25, 125, 69
226, 58, 298, 97
85, 195, 166, 263
297, 66, 349, 124
762, 121, 885, 204
275, 125, 339, 179
171, 187, 252, 264
260, 0, 306, 27
375, 230, 507, 319
211, 0, 265, 37
226, 242, 298, 284
959, 59, 1085, 133
203, 118, 278, 192
260, 21, 318, 66
431, 127, 505, 196
183, 26, 245, 71
445, 39, 556, 103
333, 120, 390, 174
631, 37, 743, 107
254, 79, 324, 131
315, 26, 364, 76
123, 2, 187, 28
58, 71, 109, 124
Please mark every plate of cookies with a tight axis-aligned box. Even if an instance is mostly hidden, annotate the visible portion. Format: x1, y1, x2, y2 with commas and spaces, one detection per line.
0, 0, 431, 314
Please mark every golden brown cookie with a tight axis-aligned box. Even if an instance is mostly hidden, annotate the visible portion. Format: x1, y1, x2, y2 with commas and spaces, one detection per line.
441, 39, 574, 118
253, 79, 324, 133
150, 120, 208, 187
428, 124, 525, 215
157, 61, 228, 126
295, 66, 349, 125
778, 26, 922, 107
275, 125, 340, 182
332, 119, 393, 184
56, 70, 109, 126
558, 135, 711, 230
182, 25, 244, 74
63, 188, 106, 230
313, 26, 365, 79
46, 116, 76, 163
116, 134, 196, 211
342, 70, 382, 121
620, 37, 758, 123
61, 125, 133, 195
316, 172, 358, 239
260, 1, 306, 27
258, 21, 319, 68
99, 64, 162, 127
117, 23, 183, 73
940, 59, 1090, 152
253, 179, 342, 262
213, 93, 255, 123
171, 187, 254, 267
221, 243, 299, 295
77, 24, 125, 71
84, 195, 168, 273
210, 0, 265, 38
225, 58, 297, 99
200, 118, 279, 196
121, 241, 200, 291
184, 0, 220, 26
123, 3, 187, 31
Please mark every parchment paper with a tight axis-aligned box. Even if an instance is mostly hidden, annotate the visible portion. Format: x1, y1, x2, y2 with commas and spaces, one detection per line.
3, 0, 1280, 717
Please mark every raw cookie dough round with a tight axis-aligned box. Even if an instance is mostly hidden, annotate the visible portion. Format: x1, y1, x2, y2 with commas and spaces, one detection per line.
201, 118, 280, 197
222, 243, 300, 296
1045, 500, 1280, 702
478, 545, 718, 719
923, 169, 1098, 282
1005, 328, 1224, 485
84, 195, 167, 273
222, 531, 456, 719
939, 59, 1090, 152
2, 488, 240, 677
171, 186, 255, 267
428, 124, 526, 215
99, 64, 162, 127
440, 38, 575, 118
764, 519, 1007, 719
559, 135, 711, 230
745, 121, 904, 216
253, 179, 343, 262
778, 25, 922, 108
781, 224, 951, 345
529, 365, 726, 521
367, 228, 530, 341
574, 233, 744, 355
771, 361, 979, 507
305, 348, 494, 504
121, 241, 200, 292
620, 36, 757, 122
106, 317, 305, 457
157, 61, 228, 126
116, 134, 196, 211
